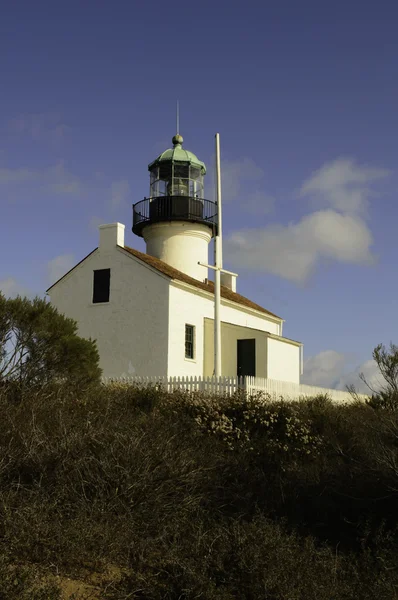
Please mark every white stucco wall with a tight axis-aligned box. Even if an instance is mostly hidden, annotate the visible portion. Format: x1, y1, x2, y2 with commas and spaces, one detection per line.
221, 303, 280, 334
167, 285, 207, 377
267, 336, 301, 384
48, 246, 170, 379
168, 283, 282, 377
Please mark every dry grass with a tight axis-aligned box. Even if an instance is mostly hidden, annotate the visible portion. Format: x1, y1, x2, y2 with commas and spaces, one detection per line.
1, 382, 398, 598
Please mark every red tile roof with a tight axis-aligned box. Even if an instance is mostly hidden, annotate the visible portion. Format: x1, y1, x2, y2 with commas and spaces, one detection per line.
121, 246, 281, 320
46, 244, 281, 321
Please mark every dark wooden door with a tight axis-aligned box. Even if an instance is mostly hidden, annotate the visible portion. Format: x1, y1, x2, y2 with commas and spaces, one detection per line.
237, 339, 256, 377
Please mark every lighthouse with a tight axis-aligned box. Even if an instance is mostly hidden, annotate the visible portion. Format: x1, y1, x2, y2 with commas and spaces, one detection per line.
47, 129, 303, 384
132, 133, 218, 282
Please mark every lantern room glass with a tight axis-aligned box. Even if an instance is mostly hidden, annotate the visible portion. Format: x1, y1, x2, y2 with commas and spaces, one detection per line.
149, 163, 204, 200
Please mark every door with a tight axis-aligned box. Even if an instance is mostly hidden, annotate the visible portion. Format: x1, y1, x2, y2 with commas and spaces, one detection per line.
237, 339, 256, 377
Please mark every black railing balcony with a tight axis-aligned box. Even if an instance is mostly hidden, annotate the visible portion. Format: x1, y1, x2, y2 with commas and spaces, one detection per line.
132, 196, 218, 237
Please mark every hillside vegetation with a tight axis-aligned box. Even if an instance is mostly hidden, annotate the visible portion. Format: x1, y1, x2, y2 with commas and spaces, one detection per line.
1, 382, 398, 599
1, 296, 398, 598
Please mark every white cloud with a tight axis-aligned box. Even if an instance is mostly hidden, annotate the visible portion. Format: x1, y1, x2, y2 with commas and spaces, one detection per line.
335, 359, 384, 395
224, 157, 389, 284
302, 349, 384, 394
225, 209, 375, 283
0, 278, 34, 299
110, 179, 130, 208
300, 157, 390, 216
47, 254, 75, 285
302, 350, 349, 388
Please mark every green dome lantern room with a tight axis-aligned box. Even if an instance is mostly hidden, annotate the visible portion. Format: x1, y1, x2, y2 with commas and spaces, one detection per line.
148, 134, 207, 199
132, 133, 217, 238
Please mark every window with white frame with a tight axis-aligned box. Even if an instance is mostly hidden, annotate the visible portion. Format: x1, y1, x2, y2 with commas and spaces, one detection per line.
185, 324, 195, 359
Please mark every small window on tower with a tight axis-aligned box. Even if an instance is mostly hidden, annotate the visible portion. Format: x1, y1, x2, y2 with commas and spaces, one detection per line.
92, 269, 110, 303
185, 324, 195, 359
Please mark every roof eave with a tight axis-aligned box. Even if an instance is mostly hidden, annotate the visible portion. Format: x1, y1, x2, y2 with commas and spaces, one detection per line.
170, 279, 283, 323
148, 157, 206, 175
267, 332, 302, 347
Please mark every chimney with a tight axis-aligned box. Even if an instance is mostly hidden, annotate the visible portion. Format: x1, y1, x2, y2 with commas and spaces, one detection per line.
99, 223, 125, 251
220, 272, 237, 293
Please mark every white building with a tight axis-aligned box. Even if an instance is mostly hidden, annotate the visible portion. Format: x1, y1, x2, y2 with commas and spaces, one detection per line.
47, 133, 303, 382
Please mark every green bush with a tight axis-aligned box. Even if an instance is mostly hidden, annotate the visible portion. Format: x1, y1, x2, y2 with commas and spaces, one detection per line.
0, 293, 101, 398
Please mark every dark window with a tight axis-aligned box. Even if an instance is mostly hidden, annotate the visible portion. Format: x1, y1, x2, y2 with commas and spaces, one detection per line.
185, 324, 195, 359
93, 269, 110, 303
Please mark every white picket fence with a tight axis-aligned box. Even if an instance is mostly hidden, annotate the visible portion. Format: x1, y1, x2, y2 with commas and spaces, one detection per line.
244, 377, 368, 403
101, 375, 368, 403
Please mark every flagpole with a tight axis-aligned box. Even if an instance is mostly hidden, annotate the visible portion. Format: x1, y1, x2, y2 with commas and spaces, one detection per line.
214, 133, 222, 377
198, 134, 236, 377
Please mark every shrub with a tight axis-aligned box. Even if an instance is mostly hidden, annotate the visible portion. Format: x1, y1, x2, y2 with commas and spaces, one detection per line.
181, 390, 323, 459
350, 342, 398, 411
1, 383, 398, 596
0, 293, 101, 397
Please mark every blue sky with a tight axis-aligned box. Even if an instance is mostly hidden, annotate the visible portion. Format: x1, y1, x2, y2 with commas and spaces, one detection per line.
1, 1, 397, 391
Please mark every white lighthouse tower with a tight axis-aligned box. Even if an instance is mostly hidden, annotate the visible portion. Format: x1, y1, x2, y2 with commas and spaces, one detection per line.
132, 133, 218, 282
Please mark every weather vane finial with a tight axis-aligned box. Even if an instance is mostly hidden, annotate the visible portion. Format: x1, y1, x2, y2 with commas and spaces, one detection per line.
176, 100, 179, 135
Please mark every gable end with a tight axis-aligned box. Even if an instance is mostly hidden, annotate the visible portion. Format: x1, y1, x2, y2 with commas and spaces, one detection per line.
46, 248, 99, 293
